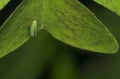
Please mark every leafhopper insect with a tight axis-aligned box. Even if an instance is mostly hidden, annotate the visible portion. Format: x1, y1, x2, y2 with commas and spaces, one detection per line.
30, 20, 37, 37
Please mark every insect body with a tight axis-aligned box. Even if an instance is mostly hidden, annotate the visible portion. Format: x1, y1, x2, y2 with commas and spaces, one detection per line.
30, 20, 37, 37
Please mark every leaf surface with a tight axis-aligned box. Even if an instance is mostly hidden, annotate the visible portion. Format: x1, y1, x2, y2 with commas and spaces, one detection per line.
43, 0, 119, 53
0, 0, 10, 10
0, 0, 119, 58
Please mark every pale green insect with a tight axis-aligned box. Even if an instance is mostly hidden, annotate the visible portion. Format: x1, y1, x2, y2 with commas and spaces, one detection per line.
30, 20, 37, 37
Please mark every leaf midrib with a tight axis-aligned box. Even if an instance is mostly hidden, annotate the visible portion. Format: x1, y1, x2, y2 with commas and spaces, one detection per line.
40, 0, 47, 28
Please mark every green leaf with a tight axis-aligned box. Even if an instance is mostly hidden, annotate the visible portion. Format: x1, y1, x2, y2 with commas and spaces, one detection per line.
94, 0, 120, 16
0, 0, 10, 10
43, 0, 119, 53
78, 5, 120, 79
0, 0, 119, 58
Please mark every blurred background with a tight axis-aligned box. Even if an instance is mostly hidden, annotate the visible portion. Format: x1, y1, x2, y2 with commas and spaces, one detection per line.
0, 0, 120, 79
